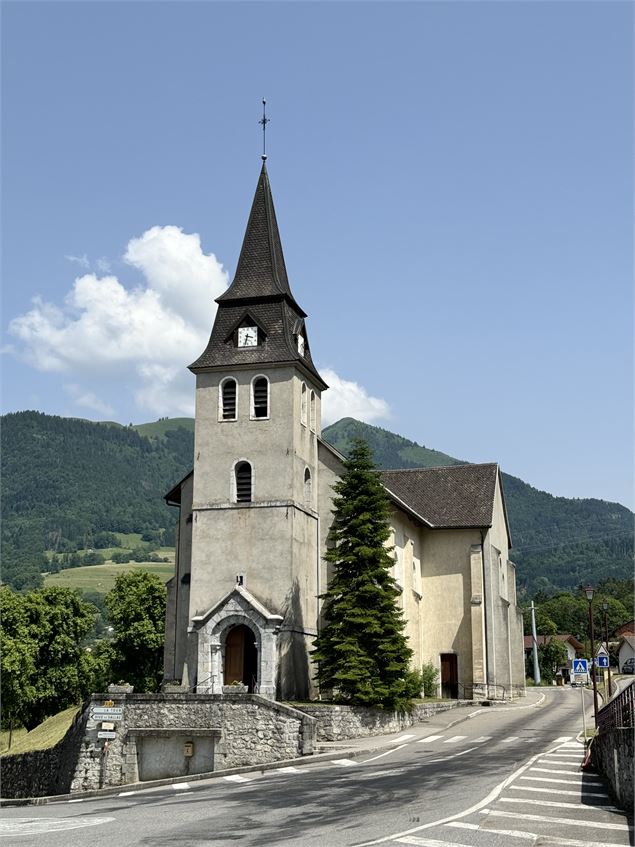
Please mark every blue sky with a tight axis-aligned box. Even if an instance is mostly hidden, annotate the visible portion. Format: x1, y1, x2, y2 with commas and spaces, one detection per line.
2, 1, 633, 509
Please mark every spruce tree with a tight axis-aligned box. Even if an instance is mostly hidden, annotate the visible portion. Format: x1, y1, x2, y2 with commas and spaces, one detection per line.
313, 439, 417, 710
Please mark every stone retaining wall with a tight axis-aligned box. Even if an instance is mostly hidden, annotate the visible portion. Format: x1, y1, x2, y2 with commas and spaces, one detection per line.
294, 700, 463, 742
0, 706, 88, 800
591, 728, 634, 811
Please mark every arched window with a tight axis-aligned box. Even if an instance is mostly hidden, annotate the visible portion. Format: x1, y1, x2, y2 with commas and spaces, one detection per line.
251, 376, 269, 419
304, 467, 312, 503
235, 461, 252, 502
220, 378, 237, 421
300, 382, 307, 425
309, 390, 316, 431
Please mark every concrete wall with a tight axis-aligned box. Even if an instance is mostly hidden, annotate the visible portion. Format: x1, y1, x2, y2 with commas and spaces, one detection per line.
295, 701, 463, 742
591, 729, 634, 811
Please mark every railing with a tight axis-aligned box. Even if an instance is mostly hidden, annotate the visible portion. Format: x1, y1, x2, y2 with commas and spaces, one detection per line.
597, 679, 634, 735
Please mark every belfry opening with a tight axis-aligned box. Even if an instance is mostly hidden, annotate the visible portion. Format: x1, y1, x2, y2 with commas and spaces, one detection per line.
224, 624, 258, 692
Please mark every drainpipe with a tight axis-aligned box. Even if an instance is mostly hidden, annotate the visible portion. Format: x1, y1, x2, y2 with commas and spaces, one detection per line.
480, 530, 490, 695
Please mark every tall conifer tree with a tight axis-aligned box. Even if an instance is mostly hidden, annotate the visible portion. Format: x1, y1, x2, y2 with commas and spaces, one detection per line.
313, 439, 417, 709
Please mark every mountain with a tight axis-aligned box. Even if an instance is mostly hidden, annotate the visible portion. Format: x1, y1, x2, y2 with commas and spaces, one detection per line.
1, 411, 632, 596
322, 418, 633, 596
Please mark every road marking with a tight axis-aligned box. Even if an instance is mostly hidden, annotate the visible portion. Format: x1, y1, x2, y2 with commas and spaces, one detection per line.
530, 766, 586, 775
427, 747, 478, 763
223, 775, 250, 783
0, 817, 115, 836
553, 735, 573, 742
447, 822, 535, 840
118, 791, 136, 796
277, 766, 306, 773
543, 752, 583, 758
472, 736, 492, 743
501, 736, 519, 743
480, 809, 631, 831
499, 797, 620, 812
395, 838, 474, 846
393, 734, 415, 743
361, 744, 408, 763
443, 735, 467, 743
538, 758, 581, 765
416, 734, 443, 743
520, 775, 604, 786
67, 799, 84, 803
332, 758, 356, 767
508, 785, 610, 798
172, 782, 191, 789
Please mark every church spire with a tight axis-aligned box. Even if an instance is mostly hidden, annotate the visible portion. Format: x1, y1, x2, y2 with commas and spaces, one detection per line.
215, 161, 304, 314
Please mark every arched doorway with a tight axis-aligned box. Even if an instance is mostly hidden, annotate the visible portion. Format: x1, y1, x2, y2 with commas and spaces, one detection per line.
224, 624, 258, 692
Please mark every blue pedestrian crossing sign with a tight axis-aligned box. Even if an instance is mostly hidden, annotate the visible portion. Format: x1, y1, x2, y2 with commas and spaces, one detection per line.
596, 655, 609, 668
573, 659, 588, 674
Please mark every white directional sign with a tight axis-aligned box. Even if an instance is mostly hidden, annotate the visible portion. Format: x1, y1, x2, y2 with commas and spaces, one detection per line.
90, 707, 123, 720
572, 659, 588, 674
97, 731, 117, 739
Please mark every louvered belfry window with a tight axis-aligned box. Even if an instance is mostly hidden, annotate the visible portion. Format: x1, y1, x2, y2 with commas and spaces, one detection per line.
253, 377, 268, 418
222, 379, 237, 420
235, 462, 252, 502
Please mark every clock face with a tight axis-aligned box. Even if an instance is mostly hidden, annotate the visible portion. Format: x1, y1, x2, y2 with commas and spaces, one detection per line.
297, 334, 305, 356
238, 326, 258, 347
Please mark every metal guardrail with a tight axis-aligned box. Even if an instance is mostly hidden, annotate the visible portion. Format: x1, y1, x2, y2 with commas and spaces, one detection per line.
597, 679, 634, 735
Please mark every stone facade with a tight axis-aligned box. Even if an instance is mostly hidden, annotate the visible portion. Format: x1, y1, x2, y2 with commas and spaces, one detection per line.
591, 728, 634, 811
295, 701, 463, 742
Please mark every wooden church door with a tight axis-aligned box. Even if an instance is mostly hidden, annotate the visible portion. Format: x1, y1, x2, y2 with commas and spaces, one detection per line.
440, 653, 458, 699
224, 625, 258, 691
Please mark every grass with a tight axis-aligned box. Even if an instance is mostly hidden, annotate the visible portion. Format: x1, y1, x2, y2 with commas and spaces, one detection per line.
132, 418, 194, 439
43, 560, 174, 594
0, 706, 80, 757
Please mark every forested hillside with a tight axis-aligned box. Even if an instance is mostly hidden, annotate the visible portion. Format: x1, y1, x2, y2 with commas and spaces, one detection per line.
322, 418, 633, 596
1, 411, 632, 596
1, 412, 194, 589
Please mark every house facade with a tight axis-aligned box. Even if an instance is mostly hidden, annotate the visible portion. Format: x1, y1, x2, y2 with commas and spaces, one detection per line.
162, 161, 525, 702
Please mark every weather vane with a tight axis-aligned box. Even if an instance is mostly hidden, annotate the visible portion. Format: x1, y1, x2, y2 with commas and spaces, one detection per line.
259, 98, 269, 160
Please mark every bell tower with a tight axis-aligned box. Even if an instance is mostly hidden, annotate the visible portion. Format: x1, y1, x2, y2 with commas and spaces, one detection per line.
185, 160, 328, 699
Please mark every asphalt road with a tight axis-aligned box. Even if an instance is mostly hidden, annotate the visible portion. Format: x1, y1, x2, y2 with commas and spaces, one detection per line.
2, 687, 633, 847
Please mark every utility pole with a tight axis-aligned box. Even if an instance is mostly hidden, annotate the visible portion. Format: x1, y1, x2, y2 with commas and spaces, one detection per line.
531, 601, 541, 686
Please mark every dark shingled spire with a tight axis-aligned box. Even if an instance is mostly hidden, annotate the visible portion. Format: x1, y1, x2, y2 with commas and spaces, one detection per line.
189, 163, 326, 390
215, 161, 303, 314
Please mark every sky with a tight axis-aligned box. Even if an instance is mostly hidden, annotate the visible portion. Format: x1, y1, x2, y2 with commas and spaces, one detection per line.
2, 1, 633, 509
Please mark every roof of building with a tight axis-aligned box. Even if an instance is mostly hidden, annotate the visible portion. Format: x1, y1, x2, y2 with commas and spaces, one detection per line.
189, 162, 326, 389
613, 619, 635, 637
523, 634, 584, 652
380, 463, 503, 532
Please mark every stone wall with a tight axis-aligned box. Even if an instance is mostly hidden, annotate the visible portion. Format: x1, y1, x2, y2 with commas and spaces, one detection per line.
591, 728, 634, 811
1, 706, 88, 800
294, 700, 462, 742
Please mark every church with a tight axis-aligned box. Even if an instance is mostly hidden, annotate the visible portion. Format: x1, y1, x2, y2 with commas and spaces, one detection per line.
162, 159, 525, 702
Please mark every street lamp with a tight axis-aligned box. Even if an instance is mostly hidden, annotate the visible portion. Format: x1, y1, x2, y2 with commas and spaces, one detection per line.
602, 600, 612, 699
584, 585, 599, 725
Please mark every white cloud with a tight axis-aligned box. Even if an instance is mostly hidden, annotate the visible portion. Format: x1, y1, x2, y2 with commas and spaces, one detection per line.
64, 383, 115, 417
320, 367, 391, 426
65, 253, 90, 269
9, 226, 228, 417
9, 227, 389, 426
95, 257, 111, 273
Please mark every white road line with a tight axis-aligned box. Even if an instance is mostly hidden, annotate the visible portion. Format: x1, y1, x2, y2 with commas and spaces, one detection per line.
172, 782, 191, 790
118, 791, 136, 796
332, 758, 356, 767
426, 747, 478, 763
553, 735, 573, 742
223, 775, 251, 783
0, 817, 115, 836
538, 758, 581, 765
453, 823, 632, 847
508, 785, 609, 798
480, 809, 631, 831
361, 743, 408, 763
392, 734, 415, 743
472, 736, 492, 743
443, 735, 467, 744
67, 799, 84, 803
499, 797, 621, 812
395, 838, 473, 846
530, 766, 586, 775
447, 822, 535, 840
416, 734, 443, 743
543, 752, 583, 758
501, 736, 519, 743
520, 776, 604, 786
276, 766, 306, 773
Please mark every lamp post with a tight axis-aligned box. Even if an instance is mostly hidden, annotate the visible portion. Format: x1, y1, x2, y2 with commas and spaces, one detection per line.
602, 600, 612, 699
584, 585, 599, 726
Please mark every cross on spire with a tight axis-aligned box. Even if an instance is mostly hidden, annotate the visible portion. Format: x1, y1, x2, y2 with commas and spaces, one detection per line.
259, 98, 269, 160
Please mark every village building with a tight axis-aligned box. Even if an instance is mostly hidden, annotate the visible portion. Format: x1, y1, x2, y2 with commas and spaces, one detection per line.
162, 161, 526, 702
